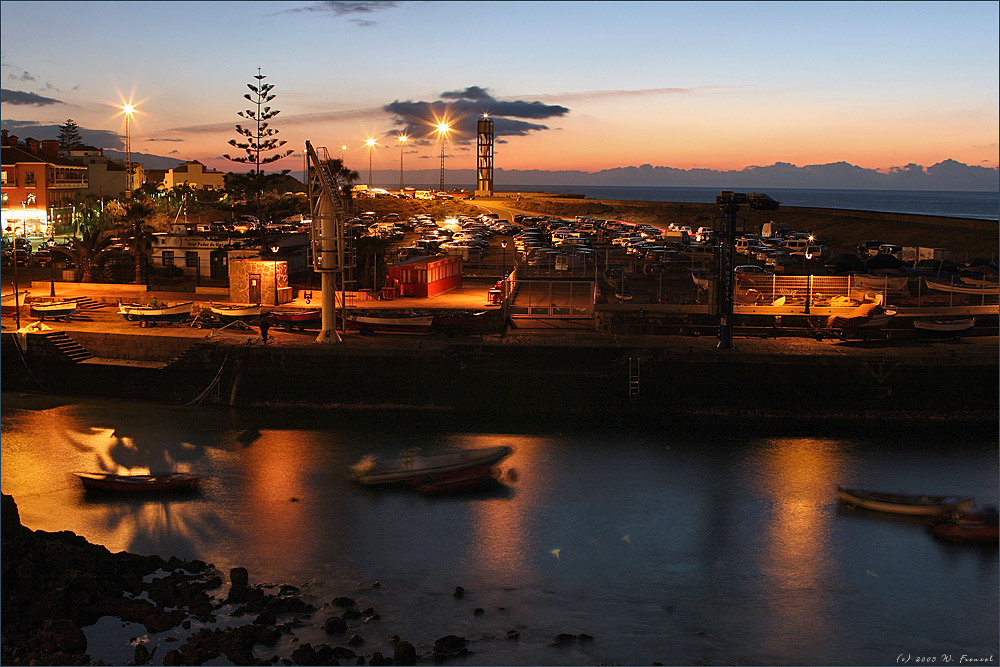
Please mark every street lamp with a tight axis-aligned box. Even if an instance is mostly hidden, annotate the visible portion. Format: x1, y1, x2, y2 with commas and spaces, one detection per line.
364, 137, 377, 188
122, 103, 135, 198
6, 224, 20, 330
501, 240, 508, 278
340, 145, 347, 162
435, 122, 451, 191
397, 134, 408, 190
270, 245, 280, 305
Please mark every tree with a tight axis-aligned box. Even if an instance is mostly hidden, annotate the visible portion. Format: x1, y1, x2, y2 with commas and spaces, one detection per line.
66, 200, 120, 283
117, 201, 155, 285
222, 68, 294, 243
58, 119, 84, 154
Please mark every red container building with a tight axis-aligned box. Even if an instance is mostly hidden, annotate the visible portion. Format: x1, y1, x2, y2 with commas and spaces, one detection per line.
387, 255, 463, 298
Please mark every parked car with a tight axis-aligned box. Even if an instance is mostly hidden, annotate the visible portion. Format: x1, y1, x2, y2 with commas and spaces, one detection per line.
857, 240, 883, 257
765, 251, 797, 268
735, 265, 773, 275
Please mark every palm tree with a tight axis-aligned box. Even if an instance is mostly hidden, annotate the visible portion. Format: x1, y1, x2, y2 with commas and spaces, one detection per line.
118, 201, 155, 284
68, 202, 120, 283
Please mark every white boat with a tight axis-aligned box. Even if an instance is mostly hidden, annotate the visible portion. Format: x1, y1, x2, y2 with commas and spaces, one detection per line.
118, 301, 193, 327
210, 303, 262, 323
924, 278, 999, 295
349, 446, 514, 490
825, 303, 896, 339
29, 300, 78, 320
913, 317, 975, 339
345, 311, 434, 334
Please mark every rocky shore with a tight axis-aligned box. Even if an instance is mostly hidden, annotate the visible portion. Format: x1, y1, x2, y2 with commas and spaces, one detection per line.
2, 494, 569, 666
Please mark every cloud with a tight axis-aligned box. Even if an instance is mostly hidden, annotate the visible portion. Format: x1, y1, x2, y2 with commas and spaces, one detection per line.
281, 1, 398, 22
383, 86, 569, 144
531, 84, 749, 104
1, 119, 40, 129
0, 120, 122, 148
1, 88, 62, 106
9, 71, 36, 82
144, 137, 185, 142
165, 106, 385, 134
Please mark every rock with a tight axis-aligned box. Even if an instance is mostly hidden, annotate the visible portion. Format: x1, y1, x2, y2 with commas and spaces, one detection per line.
162, 649, 181, 665
347, 634, 365, 646
505, 630, 520, 640
332, 596, 356, 608
553, 633, 577, 646
324, 615, 347, 634
133, 643, 151, 665
255, 610, 278, 626
369, 651, 389, 665
230, 566, 249, 589
579, 633, 594, 641
473, 607, 484, 616
342, 608, 362, 620
452, 586, 465, 598
433, 634, 469, 660
393, 640, 417, 665
363, 613, 381, 623
333, 646, 357, 659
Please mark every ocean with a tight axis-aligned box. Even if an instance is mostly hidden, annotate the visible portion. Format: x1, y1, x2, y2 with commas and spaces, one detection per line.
490, 185, 1000, 221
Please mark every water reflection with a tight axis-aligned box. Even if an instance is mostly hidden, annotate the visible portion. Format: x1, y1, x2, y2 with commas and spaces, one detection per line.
751, 437, 846, 653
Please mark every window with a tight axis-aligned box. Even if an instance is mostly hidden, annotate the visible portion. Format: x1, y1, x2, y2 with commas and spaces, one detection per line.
162, 251, 174, 267
24, 171, 35, 186
185, 252, 199, 268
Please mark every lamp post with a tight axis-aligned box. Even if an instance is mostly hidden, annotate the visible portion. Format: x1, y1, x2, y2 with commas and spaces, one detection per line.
365, 137, 377, 188
340, 145, 347, 162
122, 103, 135, 198
435, 122, 450, 192
501, 240, 507, 278
270, 245, 280, 306
397, 134, 408, 190
6, 224, 20, 330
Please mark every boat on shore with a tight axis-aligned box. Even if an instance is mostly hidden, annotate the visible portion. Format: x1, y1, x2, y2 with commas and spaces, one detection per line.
29, 300, 78, 321
824, 303, 896, 340
928, 507, 999, 544
837, 486, 974, 516
271, 308, 322, 330
75, 471, 202, 493
118, 301, 193, 327
210, 303, 262, 323
345, 311, 434, 334
912, 317, 975, 339
924, 277, 998, 295
349, 446, 513, 491
431, 310, 494, 335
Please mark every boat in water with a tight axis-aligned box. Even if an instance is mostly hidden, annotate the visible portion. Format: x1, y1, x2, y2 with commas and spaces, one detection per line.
29, 300, 78, 321
928, 506, 999, 544
912, 317, 975, 339
349, 445, 514, 492
271, 308, 323, 330
345, 311, 434, 334
210, 303, 262, 323
837, 486, 974, 516
75, 471, 203, 493
118, 301, 193, 327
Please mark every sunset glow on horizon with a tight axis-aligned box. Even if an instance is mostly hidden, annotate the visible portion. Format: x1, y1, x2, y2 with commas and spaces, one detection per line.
1, 1, 996, 180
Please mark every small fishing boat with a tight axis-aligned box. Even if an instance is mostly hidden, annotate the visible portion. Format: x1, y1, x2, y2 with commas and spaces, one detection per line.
271, 308, 322, 330
913, 317, 975, 339
928, 507, 999, 544
345, 311, 434, 334
824, 303, 896, 340
210, 303, 262, 323
924, 277, 999, 296
349, 446, 513, 489
29, 300, 78, 321
118, 301, 193, 327
75, 471, 202, 493
837, 486, 974, 516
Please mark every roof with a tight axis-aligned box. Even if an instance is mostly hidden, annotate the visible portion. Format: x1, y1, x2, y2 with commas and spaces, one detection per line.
1, 143, 89, 168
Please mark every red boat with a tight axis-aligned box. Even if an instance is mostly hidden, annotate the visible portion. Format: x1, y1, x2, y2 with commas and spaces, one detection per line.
271, 308, 322, 330
929, 507, 999, 544
75, 472, 202, 493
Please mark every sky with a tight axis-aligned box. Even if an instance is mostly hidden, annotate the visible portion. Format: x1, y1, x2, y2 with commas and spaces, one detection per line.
1, 0, 998, 179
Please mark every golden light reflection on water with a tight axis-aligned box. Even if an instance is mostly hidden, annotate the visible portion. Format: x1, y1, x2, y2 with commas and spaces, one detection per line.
448, 434, 551, 581
752, 437, 847, 649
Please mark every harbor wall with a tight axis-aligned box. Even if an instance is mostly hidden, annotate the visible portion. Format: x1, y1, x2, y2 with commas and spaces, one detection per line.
3, 333, 996, 426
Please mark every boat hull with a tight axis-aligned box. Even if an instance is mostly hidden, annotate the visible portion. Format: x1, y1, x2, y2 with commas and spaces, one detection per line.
76, 472, 202, 493
272, 309, 322, 329
929, 512, 999, 544
346, 313, 434, 334
913, 318, 975, 338
350, 446, 513, 487
30, 301, 78, 320
837, 486, 974, 516
119, 302, 193, 325
210, 304, 262, 323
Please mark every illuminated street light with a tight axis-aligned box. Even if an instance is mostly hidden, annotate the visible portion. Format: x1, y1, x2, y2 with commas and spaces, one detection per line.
435, 122, 451, 191
340, 145, 347, 161
364, 137, 377, 188
271, 245, 280, 305
122, 103, 135, 198
397, 134, 408, 190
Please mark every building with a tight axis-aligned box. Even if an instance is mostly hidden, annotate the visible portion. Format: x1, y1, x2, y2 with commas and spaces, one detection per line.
163, 161, 225, 191
1, 130, 88, 236
67, 146, 128, 199
386, 255, 463, 297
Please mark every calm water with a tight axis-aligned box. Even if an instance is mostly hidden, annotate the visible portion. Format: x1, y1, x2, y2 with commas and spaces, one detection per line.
488, 185, 1000, 221
2, 393, 997, 666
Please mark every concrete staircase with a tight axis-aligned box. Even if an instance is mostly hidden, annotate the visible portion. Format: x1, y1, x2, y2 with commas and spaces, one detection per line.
40, 331, 94, 362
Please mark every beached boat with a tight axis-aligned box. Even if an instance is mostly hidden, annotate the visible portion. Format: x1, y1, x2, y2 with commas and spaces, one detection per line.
75, 471, 202, 493
824, 303, 896, 340
837, 486, 974, 516
913, 317, 975, 339
928, 507, 999, 544
349, 446, 514, 489
271, 308, 322, 330
923, 277, 999, 296
345, 311, 434, 334
431, 310, 493, 335
210, 303, 262, 323
29, 300, 78, 321
118, 301, 193, 327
